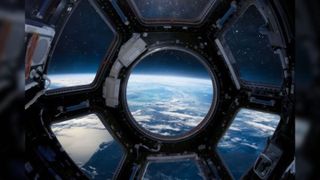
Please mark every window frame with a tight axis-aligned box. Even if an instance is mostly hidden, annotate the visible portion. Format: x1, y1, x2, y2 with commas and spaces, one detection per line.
45, 0, 120, 94
49, 111, 127, 180
215, 107, 281, 179
122, 46, 220, 142
216, 2, 286, 90
126, 0, 217, 26
139, 154, 205, 179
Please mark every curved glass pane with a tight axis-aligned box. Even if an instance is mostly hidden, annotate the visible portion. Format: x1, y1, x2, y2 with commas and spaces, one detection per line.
51, 114, 124, 179
224, 5, 283, 86
47, 0, 115, 89
143, 158, 204, 180
217, 109, 280, 179
130, 0, 215, 23
126, 49, 214, 137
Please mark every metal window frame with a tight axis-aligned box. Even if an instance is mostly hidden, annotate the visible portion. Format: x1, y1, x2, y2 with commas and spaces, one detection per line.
126, 0, 217, 26
44, 0, 120, 95
49, 111, 128, 180
216, 1, 288, 90
119, 46, 219, 142
139, 153, 206, 179
216, 107, 282, 179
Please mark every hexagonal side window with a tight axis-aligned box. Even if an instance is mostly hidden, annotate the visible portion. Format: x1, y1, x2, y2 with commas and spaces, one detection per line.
128, 0, 216, 24
143, 156, 204, 179
223, 5, 283, 87
46, 0, 116, 89
51, 114, 124, 179
217, 109, 280, 179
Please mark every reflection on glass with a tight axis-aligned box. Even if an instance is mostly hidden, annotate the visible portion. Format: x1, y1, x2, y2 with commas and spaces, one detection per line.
143, 158, 203, 180
224, 6, 283, 86
47, 0, 115, 89
295, 118, 310, 149
217, 109, 280, 179
131, 0, 214, 22
51, 114, 123, 179
126, 49, 214, 137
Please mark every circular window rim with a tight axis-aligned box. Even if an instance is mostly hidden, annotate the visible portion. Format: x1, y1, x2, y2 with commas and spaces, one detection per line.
121, 46, 219, 142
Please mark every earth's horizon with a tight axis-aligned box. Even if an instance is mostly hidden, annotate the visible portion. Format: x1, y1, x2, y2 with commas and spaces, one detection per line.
126, 74, 214, 137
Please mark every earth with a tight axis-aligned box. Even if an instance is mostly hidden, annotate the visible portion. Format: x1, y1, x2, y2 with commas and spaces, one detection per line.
49, 74, 280, 180
217, 109, 280, 179
126, 74, 214, 136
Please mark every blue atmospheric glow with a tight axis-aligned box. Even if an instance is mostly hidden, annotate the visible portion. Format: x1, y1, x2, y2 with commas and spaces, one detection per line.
48, 73, 95, 89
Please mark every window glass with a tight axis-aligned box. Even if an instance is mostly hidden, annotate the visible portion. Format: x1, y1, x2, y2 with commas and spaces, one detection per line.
224, 6, 283, 86
130, 0, 215, 23
126, 49, 215, 137
217, 109, 280, 179
51, 114, 124, 179
143, 158, 203, 180
47, 0, 115, 89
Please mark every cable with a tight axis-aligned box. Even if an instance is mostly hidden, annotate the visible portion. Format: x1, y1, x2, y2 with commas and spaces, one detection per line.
135, 143, 161, 152
25, 89, 45, 110
25, 74, 51, 110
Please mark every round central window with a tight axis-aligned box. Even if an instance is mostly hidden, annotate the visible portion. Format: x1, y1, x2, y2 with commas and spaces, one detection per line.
125, 48, 217, 138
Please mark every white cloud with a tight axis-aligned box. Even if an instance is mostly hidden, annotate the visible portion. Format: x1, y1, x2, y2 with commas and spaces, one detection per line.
51, 114, 114, 166
126, 74, 214, 136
